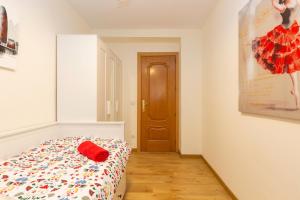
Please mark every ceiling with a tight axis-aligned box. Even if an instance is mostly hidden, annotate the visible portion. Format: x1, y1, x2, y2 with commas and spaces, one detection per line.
66, 0, 218, 29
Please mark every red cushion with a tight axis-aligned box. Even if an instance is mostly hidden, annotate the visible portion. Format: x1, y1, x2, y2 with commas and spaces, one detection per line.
78, 141, 109, 162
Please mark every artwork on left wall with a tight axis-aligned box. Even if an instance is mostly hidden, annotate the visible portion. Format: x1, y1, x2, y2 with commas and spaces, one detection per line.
239, 0, 300, 120
0, 4, 18, 70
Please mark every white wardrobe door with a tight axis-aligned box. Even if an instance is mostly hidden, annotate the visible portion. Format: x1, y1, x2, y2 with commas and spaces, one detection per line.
97, 48, 107, 121
97, 42, 123, 122
57, 35, 98, 122
105, 53, 116, 121
115, 58, 123, 121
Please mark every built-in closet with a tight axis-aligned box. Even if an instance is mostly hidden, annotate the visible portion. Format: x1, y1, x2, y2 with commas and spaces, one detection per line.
98, 40, 123, 122
57, 35, 123, 123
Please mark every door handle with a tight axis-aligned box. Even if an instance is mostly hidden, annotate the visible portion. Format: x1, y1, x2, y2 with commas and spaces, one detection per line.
142, 100, 147, 112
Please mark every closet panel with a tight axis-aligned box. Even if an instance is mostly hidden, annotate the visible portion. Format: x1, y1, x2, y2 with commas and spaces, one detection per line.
97, 47, 107, 121
57, 35, 123, 123
115, 58, 123, 121
105, 53, 116, 121
57, 35, 98, 122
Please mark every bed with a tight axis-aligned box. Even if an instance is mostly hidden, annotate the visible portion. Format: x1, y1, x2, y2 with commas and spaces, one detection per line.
0, 137, 130, 200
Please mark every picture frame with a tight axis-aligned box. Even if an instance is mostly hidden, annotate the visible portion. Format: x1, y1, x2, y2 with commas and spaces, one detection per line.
239, 0, 300, 120
0, 4, 19, 70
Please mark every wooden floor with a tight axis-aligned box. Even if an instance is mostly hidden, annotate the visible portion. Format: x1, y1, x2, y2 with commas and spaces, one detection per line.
124, 152, 232, 200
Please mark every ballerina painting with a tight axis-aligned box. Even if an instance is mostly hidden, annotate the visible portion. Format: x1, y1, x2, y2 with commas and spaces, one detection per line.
240, 0, 300, 120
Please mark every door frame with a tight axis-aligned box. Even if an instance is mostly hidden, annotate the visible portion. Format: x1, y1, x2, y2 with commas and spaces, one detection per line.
137, 52, 180, 153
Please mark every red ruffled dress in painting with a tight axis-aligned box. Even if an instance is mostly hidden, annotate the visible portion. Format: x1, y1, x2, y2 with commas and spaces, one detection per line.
252, 20, 300, 74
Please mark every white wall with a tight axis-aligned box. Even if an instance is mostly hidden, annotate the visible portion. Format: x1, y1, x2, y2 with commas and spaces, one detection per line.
103, 38, 180, 147
0, 0, 91, 134
94, 29, 203, 154
202, 0, 300, 199
57, 35, 97, 123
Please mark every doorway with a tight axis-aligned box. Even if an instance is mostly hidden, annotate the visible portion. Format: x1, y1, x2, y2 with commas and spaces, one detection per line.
137, 52, 179, 152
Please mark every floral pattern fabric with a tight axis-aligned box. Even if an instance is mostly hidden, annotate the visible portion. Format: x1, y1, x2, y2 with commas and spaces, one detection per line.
0, 137, 130, 200
252, 20, 300, 74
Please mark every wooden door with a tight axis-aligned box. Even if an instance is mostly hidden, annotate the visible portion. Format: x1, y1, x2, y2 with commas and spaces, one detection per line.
139, 53, 178, 152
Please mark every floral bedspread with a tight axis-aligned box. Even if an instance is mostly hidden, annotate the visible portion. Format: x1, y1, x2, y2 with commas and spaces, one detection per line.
0, 137, 131, 200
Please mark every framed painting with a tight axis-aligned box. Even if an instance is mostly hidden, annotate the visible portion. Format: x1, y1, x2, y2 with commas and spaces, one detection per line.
0, 4, 19, 70
239, 0, 300, 120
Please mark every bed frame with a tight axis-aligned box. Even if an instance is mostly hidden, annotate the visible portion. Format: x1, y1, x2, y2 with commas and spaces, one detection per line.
114, 172, 127, 200
0, 122, 127, 200
0, 122, 125, 160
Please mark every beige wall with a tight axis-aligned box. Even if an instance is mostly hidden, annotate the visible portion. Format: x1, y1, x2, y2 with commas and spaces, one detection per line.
0, 0, 90, 134
95, 29, 203, 154
202, 0, 300, 199
103, 38, 181, 147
